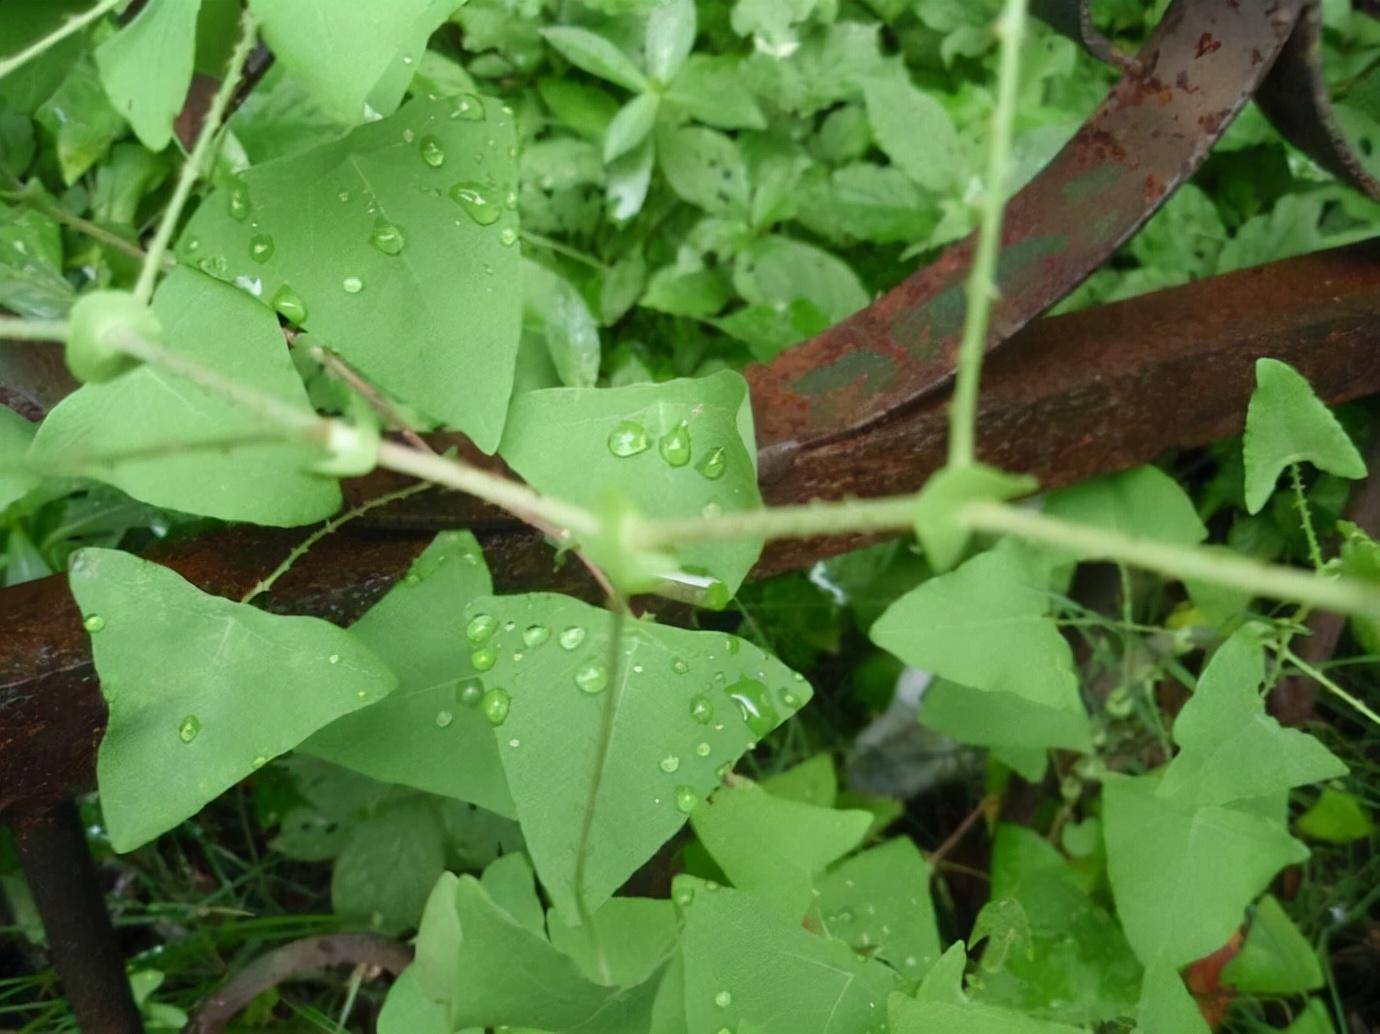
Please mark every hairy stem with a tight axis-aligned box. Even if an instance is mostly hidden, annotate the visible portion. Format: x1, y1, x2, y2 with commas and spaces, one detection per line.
0, 0, 123, 81
1290, 462, 1324, 571
133, 7, 259, 303
0, 317, 70, 341
1281, 649, 1380, 729
947, 0, 1029, 469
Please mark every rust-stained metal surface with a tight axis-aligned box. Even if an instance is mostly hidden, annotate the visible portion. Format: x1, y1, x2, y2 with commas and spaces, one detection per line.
7, 242, 1380, 814
745, 0, 1304, 455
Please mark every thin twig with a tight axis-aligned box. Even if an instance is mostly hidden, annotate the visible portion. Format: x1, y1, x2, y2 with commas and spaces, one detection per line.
0, 0, 123, 81
239, 480, 436, 605
133, 7, 259, 303
926, 795, 993, 869
304, 343, 432, 454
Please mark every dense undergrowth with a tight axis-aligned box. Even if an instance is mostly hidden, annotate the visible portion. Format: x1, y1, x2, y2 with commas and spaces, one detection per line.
2, 1, 1380, 1032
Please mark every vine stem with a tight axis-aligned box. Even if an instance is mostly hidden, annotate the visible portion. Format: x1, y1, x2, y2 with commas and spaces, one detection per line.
962, 501, 1380, 618
239, 480, 434, 605
0, 0, 123, 81
1281, 649, 1380, 729
1291, 462, 1324, 571
947, 0, 1029, 469
0, 317, 70, 341
132, 7, 259, 303
0, 185, 151, 264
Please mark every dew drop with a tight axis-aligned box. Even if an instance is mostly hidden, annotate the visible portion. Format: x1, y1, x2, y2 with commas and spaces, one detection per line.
251, 754, 268, 769
471, 646, 497, 671
780, 689, 800, 708
457, 677, 484, 707
450, 92, 485, 120
83, 614, 105, 633
449, 181, 500, 225
696, 446, 727, 480
420, 134, 446, 167
727, 677, 779, 738
672, 657, 689, 675
249, 233, 274, 263
674, 786, 698, 813
690, 694, 714, 724
659, 755, 680, 774
178, 715, 200, 743
337, 190, 351, 203
342, 275, 364, 294
522, 624, 550, 647
608, 420, 649, 457
696, 741, 711, 757
271, 284, 307, 324
466, 613, 498, 644
228, 182, 250, 221
715, 991, 732, 1009
369, 219, 406, 255
559, 626, 586, 650
328, 653, 339, 665
658, 421, 692, 467
674, 885, 695, 907
575, 660, 608, 695
404, 573, 421, 586
481, 687, 510, 726
435, 709, 454, 728
402, 128, 416, 143
504, 190, 518, 210
499, 226, 518, 247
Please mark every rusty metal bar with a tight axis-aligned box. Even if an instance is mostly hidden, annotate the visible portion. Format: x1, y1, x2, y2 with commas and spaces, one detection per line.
8, 800, 144, 1033
5, 241, 1380, 816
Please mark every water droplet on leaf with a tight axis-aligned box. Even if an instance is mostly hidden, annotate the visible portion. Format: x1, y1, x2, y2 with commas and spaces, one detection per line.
727, 677, 779, 738
471, 646, 497, 671
696, 446, 727, 480
658, 421, 691, 467
608, 420, 649, 457
369, 219, 405, 255
83, 614, 105, 633
575, 660, 608, 695
672, 657, 689, 674
675, 786, 698, 813
715, 991, 733, 1008
450, 93, 485, 120
499, 227, 518, 247
690, 695, 713, 724
695, 741, 711, 757
420, 134, 445, 167
435, 709, 454, 728
228, 182, 250, 221
481, 687, 510, 726
449, 181, 500, 225
466, 613, 497, 644
342, 275, 364, 294
522, 624, 549, 647
458, 678, 484, 707
249, 234, 274, 263
559, 626, 586, 650
659, 755, 680, 773
178, 715, 200, 743
271, 284, 307, 324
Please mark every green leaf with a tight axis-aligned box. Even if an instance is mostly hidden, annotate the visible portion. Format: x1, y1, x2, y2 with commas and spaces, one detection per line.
332, 797, 449, 933
549, 897, 680, 986
1102, 771, 1309, 967
658, 125, 750, 215
180, 95, 521, 452
760, 753, 837, 807
91, 143, 172, 227
500, 370, 764, 595
95, 0, 201, 152
691, 778, 871, 919
71, 547, 397, 852
913, 463, 1036, 571
1243, 358, 1366, 514
1157, 629, 1346, 806
605, 93, 661, 163
0, 0, 93, 116
248, 0, 462, 122
676, 876, 897, 1034
1296, 787, 1375, 844
457, 592, 812, 918
0, 407, 39, 511
665, 55, 765, 130
797, 163, 934, 245
608, 136, 655, 221
862, 71, 962, 192
818, 837, 943, 977
733, 235, 868, 324
523, 259, 601, 389
978, 824, 1141, 1025
34, 56, 126, 183
228, 63, 351, 164
730, 0, 816, 46
539, 77, 620, 141
890, 975, 1088, 1033
413, 872, 659, 1031
542, 27, 650, 92
1136, 960, 1210, 1034
1283, 998, 1338, 1034
0, 202, 72, 319
480, 853, 546, 936
31, 269, 341, 525
302, 532, 514, 817
1220, 894, 1324, 994
872, 543, 1092, 753
1045, 465, 1207, 554
644, 0, 696, 84
378, 968, 451, 1034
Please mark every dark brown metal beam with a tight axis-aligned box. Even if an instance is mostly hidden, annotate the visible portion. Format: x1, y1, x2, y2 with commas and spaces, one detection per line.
5, 241, 1380, 817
